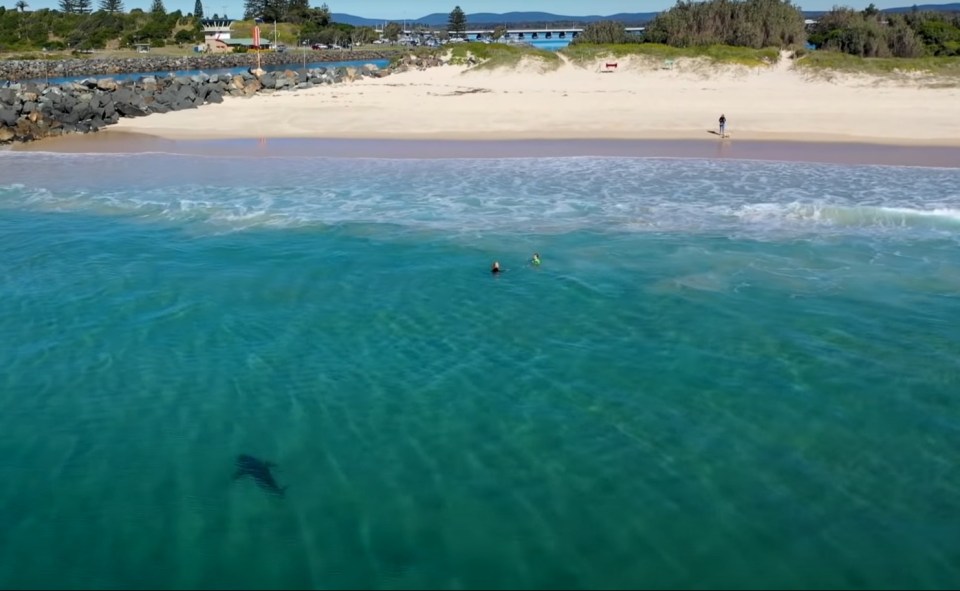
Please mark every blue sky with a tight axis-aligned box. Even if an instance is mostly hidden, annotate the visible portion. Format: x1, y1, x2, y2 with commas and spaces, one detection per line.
5, 0, 939, 19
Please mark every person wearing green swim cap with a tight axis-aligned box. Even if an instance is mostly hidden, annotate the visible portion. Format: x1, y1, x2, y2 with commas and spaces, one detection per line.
531, 253, 541, 266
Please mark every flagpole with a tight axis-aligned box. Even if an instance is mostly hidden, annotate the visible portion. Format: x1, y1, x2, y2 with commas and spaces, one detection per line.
254, 24, 261, 72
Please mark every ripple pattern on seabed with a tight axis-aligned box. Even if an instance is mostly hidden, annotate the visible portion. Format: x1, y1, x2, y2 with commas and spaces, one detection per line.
0, 150, 959, 589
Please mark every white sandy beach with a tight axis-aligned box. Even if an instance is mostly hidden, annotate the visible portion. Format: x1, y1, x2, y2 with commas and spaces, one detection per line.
107, 53, 960, 146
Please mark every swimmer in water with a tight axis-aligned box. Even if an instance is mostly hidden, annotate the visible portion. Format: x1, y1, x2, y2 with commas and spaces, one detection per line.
491, 261, 501, 274
531, 253, 541, 266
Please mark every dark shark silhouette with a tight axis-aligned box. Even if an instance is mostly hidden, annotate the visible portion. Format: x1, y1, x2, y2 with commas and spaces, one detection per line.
234, 454, 287, 497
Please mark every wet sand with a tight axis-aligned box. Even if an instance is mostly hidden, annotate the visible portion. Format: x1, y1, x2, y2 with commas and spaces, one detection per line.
12, 131, 960, 169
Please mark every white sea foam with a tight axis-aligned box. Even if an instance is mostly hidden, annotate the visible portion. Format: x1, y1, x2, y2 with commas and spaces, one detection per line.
1, 153, 959, 239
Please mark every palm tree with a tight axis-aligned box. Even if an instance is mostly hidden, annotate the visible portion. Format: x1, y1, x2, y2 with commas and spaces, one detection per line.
15, 0, 28, 11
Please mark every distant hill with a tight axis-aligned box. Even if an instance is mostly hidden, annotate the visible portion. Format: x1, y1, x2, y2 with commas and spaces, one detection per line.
332, 3, 960, 28
411, 11, 661, 26
331, 11, 659, 27
883, 2, 960, 11
804, 3, 960, 17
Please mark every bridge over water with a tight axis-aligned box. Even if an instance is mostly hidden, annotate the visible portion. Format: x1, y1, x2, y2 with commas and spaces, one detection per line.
460, 27, 645, 41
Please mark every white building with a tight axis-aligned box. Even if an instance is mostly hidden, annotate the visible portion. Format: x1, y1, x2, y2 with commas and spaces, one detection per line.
201, 18, 234, 42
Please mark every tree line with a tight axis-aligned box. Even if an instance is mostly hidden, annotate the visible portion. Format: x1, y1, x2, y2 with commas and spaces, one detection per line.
0, 0, 380, 51
0, 0, 202, 50
571, 0, 805, 47
808, 5, 960, 57
4, 0, 958, 58
572, 0, 960, 59
0, 2, 530, 54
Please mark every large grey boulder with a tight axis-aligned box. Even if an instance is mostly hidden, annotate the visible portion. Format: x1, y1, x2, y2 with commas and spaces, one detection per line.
0, 109, 19, 126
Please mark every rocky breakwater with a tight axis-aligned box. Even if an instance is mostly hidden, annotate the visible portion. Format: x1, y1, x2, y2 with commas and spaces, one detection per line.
0, 55, 444, 145
0, 50, 401, 82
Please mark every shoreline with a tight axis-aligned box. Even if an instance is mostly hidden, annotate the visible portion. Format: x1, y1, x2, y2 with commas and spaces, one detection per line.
92, 57, 960, 152
9, 54, 960, 167
108, 126, 960, 147
12, 133, 960, 168
96, 110, 960, 150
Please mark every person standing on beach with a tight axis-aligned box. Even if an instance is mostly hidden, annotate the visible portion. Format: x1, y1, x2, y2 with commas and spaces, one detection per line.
719, 114, 727, 138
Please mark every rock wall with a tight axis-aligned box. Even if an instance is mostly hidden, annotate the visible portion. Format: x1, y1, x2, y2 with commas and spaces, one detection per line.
0, 50, 402, 82
0, 55, 443, 145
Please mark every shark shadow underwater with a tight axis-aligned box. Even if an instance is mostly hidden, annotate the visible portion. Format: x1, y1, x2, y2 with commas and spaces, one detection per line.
234, 454, 287, 497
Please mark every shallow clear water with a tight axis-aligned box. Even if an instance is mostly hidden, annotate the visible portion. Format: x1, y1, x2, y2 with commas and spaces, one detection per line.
1, 148, 959, 589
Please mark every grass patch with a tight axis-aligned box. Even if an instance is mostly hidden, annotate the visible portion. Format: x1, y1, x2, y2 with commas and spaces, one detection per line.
89, 46, 200, 58
2, 53, 63, 61
794, 51, 960, 78
561, 43, 780, 67
231, 20, 305, 46
447, 42, 561, 71
1, 46, 200, 60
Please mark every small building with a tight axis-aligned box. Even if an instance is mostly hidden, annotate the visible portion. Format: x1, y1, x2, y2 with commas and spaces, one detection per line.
202, 18, 234, 42
134, 43, 151, 53
205, 38, 232, 53
226, 37, 273, 50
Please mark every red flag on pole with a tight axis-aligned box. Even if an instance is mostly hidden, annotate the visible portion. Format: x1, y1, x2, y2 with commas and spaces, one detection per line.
253, 26, 261, 48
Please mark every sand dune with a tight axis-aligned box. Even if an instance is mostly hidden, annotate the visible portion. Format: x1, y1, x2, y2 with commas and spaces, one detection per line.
108, 52, 960, 146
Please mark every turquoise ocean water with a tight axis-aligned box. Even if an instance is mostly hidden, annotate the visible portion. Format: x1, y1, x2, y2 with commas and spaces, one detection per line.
1, 147, 959, 589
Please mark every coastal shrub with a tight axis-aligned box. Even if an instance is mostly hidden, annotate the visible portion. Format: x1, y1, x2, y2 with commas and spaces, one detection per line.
174, 28, 201, 44
65, 10, 137, 49
794, 50, 960, 79
909, 12, 960, 56
809, 7, 959, 58
642, 0, 806, 49
571, 21, 637, 45
136, 16, 176, 45
887, 17, 926, 58
0, 5, 202, 52
562, 42, 779, 67
447, 41, 560, 70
